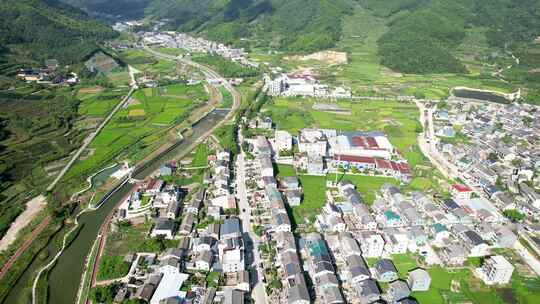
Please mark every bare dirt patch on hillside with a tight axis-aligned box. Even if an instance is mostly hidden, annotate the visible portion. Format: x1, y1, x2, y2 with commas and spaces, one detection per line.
0, 195, 47, 251
79, 86, 104, 94
287, 50, 348, 65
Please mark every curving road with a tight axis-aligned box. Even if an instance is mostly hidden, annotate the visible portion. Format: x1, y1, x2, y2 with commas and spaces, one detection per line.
30, 49, 242, 304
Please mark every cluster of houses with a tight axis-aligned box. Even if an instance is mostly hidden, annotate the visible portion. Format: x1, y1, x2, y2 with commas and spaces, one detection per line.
264, 73, 352, 99
248, 127, 412, 182
315, 181, 517, 288
117, 178, 182, 239
112, 216, 249, 304
16, 59, 79, 85
139, 31, 259, 69
304, 231, 435, 304
238, 134, 516, 303
434, 100, 540, 231
111, 149, 255, 303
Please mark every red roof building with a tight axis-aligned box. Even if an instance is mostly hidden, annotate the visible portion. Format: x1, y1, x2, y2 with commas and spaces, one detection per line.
452, 184, 472, 193
334, 154, 376, 164
375, 158, 392, 170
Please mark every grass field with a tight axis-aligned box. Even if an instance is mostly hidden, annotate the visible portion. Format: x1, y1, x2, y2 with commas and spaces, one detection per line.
119, 49, 177, 76
292, 175, 327, 225
63, 83, 207, 190
190, 144, 209, 167
105, 221, 179, 256
366, 253, 540, 304
263, 97, 426, 168
77, 88, 129, 118
276, 164, 296, 177
337, 174, 399, 204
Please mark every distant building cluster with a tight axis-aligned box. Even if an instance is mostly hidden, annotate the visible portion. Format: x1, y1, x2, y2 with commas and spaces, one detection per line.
16, 59, 78, 85
264, 73, 352, 99
434, 100, 540, 224
140, 30, 259, 69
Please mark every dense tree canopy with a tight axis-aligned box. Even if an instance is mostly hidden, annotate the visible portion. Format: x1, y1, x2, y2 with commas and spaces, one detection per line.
0, 0, 117, 67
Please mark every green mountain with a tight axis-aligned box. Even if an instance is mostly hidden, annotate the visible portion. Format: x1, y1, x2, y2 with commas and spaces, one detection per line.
63, 0, 353, 53
0, 0, 116, 236
64, 0, 153, 19
0, 0, 117, 73
361, 0, 540, 74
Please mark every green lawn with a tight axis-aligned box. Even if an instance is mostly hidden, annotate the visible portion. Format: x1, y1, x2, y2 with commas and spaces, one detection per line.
292, 175, 327, 225
337, 174, 399, 204
97, 255, 130, 281
276, 164, 296, 177
191, 144, 209, 167
105, 221, 179, 256
263, 98, 426, 169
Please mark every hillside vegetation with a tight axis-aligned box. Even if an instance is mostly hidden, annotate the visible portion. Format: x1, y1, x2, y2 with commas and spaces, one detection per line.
0, 0, 116, 73
65, 0, 353, 53
361, 0, 540, 74
0, 0, 118, 237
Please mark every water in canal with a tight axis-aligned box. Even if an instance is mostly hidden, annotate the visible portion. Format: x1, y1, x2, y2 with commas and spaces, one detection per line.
452, 88, 511, 104
4, 110, 227, 304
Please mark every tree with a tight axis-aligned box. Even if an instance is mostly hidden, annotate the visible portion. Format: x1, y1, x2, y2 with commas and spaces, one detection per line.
522, 116, 533, 126
503, 210, 525, 222
487, 152, 499, 162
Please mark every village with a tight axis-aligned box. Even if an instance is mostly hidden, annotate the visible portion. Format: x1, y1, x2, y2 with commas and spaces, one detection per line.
430, 98, 540, 232
76, 22, 540, 303
16, 59, 79, 85
93, 100, 538, 304
3, 3, 540, 304
18, 18, 534, 304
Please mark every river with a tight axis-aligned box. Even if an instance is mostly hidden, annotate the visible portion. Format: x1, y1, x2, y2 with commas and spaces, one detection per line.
4, 109, 228, 304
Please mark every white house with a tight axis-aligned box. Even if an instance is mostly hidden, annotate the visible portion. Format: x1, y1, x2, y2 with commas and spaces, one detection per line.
275, 130, 293, 153
475, 255, 514, 285
149, 266, 188, 304
298, 129, 328, 157
195, 250, 213, 272
222, 248, 245, 273
407, 269, 431, 291
358, 231, 385, 258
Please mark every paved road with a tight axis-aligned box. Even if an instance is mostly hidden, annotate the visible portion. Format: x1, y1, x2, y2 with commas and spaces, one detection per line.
235, 129, 268, 304
46, 67, 138, 192
514, 241, 540, 276
414, 100, 540, 274
143, 46, 241, 134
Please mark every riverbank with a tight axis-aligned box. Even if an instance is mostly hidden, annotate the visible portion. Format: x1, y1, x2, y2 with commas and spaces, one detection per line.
34, 46, 241, 303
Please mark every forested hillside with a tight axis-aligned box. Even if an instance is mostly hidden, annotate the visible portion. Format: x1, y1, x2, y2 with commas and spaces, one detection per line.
361, 0, 540, 74
0, 0, 117, 236
64, 0, 152, 19
64, 0, 353, 53
0, 0, 117, 73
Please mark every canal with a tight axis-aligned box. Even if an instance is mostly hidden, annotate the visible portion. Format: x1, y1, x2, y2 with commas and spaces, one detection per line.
452, 88, 511, 104
4, 109, 228, 304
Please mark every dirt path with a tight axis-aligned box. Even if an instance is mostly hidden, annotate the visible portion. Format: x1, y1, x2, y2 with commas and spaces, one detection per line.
0, 195, 47, 252
0, 216, 51, 280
